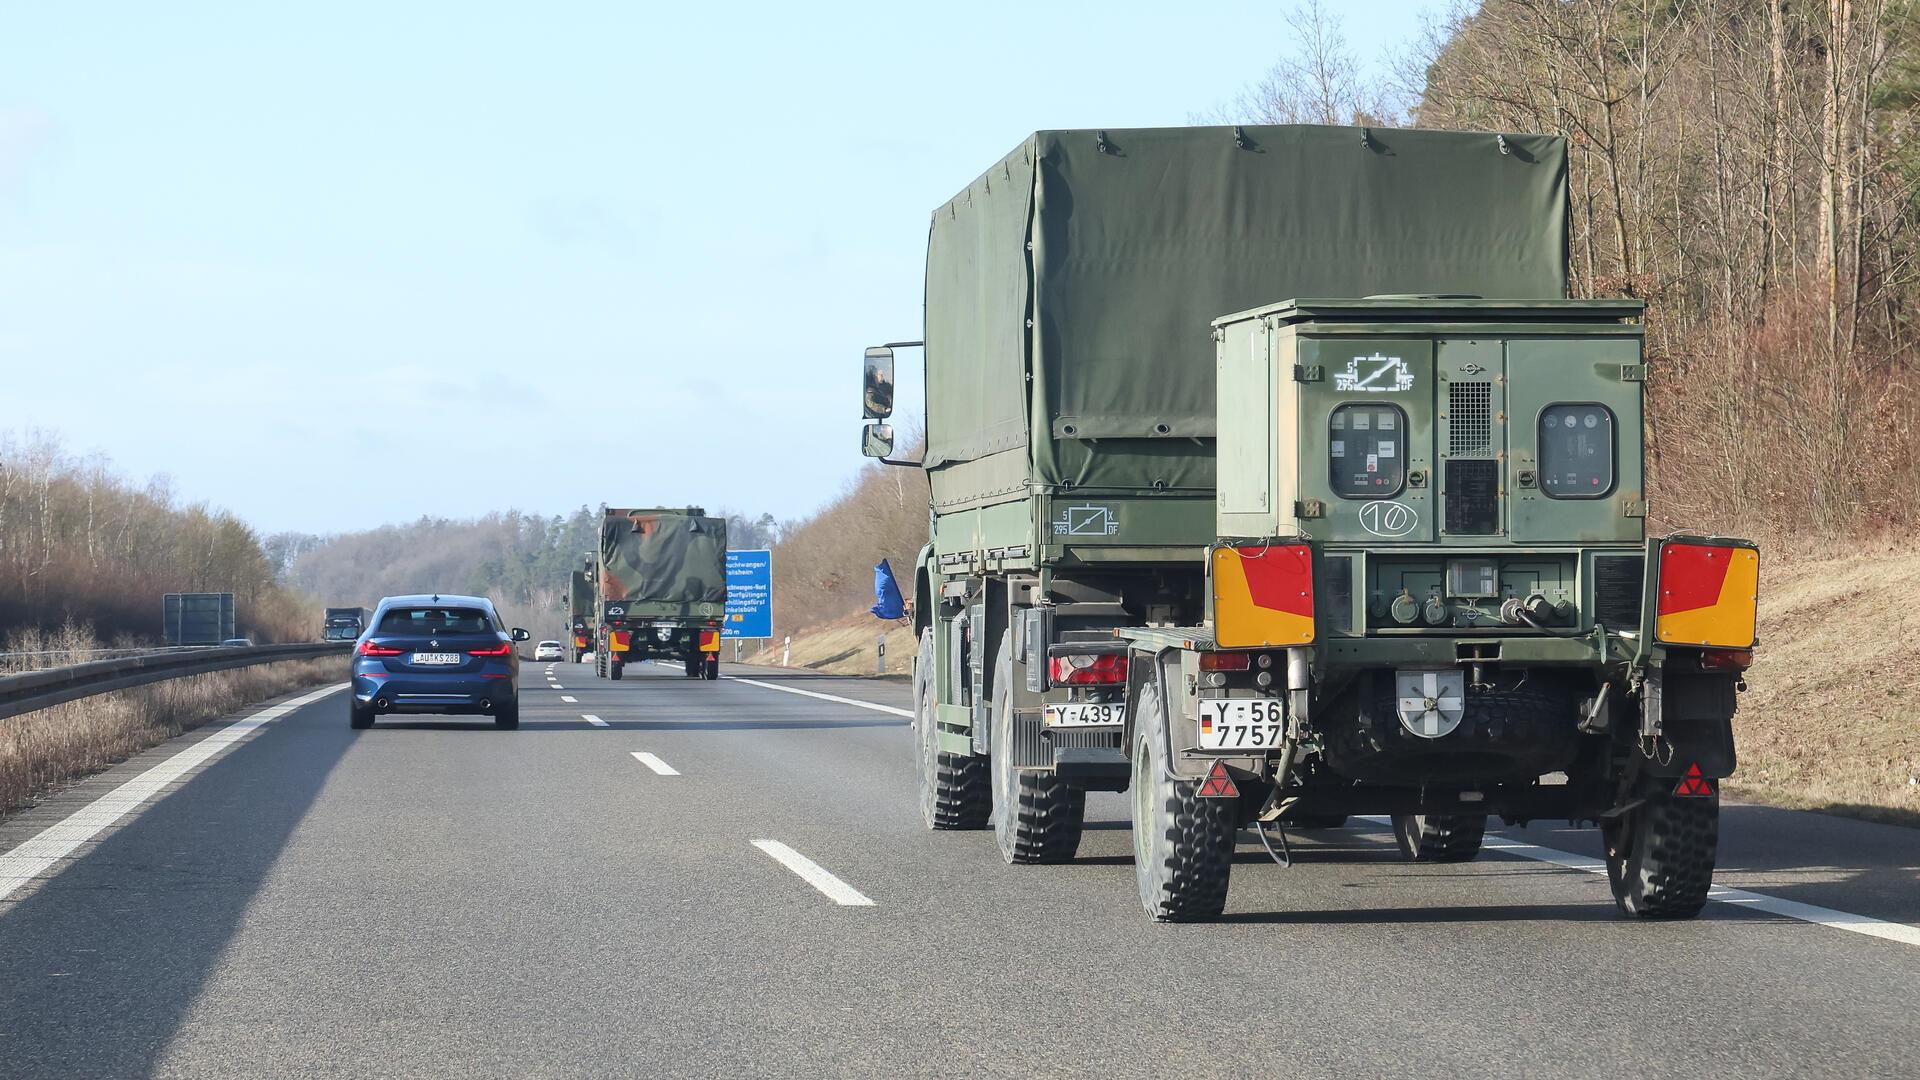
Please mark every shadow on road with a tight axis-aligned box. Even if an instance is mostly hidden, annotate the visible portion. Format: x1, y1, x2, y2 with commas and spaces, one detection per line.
0, 690, 355, 1077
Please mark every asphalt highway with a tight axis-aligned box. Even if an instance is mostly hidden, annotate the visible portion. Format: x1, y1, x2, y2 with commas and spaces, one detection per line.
2, 660, 1917, 1078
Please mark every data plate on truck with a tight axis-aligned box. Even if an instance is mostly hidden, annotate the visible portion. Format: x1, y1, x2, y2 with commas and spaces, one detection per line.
410, 652, 462, 666
1044, 702, 1125, 727
1196, 699, 1286, 750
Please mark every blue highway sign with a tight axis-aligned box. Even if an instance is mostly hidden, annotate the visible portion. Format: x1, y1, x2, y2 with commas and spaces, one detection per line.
724, 549, 773, 639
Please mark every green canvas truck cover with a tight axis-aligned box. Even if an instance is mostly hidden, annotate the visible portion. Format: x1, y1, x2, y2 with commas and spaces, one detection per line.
567, 570, 593, 619
923, 125, 1569, 507
598, 509, 728, 606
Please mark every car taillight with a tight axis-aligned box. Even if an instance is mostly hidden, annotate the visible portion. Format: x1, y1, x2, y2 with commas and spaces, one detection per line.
357, 641, 403, 657
467, 642, 512, 656
1048, 653, 1128, 686
1198, 652, 1252, 672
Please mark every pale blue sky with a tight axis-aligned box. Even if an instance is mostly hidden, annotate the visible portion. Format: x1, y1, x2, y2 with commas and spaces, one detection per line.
0, 1, 1432, 534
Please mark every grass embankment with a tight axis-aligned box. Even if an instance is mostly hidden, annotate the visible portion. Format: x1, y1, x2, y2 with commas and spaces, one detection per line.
755, 550, 1920, 823
0, 627, 338, 819
1725, 547, 1920, 823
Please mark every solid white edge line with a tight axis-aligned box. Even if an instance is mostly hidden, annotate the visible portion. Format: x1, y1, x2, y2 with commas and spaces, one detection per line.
582, 714, 608, 727
629, 751, 680, 776
0, 683, 348, 903
725, 676, 911, 718
1354, 816, 1920, 949
752, 839, 875, 906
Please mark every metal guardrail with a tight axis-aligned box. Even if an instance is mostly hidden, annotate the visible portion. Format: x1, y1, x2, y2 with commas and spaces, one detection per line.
0, 642, 350, 722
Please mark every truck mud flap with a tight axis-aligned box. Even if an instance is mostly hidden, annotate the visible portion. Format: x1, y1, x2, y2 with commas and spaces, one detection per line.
1640, 668, 1738, 779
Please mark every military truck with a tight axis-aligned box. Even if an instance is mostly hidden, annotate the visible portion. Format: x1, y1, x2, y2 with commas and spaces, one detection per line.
565, 566, 594, 663
322, 606, 370, 642
592, 508, 727, 681
858, 126, 1755, 922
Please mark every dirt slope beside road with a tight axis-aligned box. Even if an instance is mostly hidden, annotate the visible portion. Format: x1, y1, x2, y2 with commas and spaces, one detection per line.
1727, 547, 1920, 822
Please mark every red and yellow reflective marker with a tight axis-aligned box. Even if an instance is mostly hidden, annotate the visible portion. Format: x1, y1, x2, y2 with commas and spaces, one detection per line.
699, 630, 721, 653
1655, 540, 1759, 648
1211, 542, 1314, 648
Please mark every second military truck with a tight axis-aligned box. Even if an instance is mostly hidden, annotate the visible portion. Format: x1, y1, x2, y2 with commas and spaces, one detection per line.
592, 507, 727, 681
860, 125, 1755, 923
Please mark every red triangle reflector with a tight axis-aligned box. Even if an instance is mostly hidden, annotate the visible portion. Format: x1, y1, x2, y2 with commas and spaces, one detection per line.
1674, 762, 1714, 797
1196, 760, 1239, 799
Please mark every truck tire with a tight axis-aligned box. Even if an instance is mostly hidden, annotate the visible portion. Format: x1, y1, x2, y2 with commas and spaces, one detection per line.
1604, 781, 1718, 919
1132, 658, 1234, 921
1391, 814, 1486, 861
990, 637, 1084, 864
704, 655, 720, 680
684, 655, 700, 678
609, 659, 624, 681
915, 629, 989, 830
350, 702, 374, 730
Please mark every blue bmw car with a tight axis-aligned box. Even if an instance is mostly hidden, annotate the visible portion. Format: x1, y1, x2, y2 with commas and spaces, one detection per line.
351, 594, 529, 730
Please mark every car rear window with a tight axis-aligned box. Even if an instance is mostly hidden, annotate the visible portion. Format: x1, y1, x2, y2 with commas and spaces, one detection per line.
376, 606, 495, 634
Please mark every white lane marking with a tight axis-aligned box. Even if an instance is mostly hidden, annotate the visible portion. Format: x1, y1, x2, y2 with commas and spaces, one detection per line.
560, 695, 577, 703
1355, 816, 1920, 949
0, 683, 347, 903
725, 677, 911, 718
582, 714, 608, 727
752, 839, 875, 906
550, 684, 565, 690
629, 751, 680, 776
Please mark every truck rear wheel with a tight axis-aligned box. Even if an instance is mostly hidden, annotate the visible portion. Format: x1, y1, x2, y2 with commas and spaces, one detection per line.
704, 655, 720, 680
915, 629, 989, 830
684, 655, 700, 677
1391, 814, 1486, 861
1131, 657, 1234, 921
990, 639, 1084, 864
609, 659, 624, 681
1604, 781, 1718, 919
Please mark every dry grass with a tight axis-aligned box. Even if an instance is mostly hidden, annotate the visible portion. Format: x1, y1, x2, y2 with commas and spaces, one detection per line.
741, 614, 916, 677
1723, 546, 1920, 824
0, 626, 338, 818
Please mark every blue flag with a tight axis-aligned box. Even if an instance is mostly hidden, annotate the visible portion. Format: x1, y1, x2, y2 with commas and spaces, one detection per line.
870, 559, 905, 620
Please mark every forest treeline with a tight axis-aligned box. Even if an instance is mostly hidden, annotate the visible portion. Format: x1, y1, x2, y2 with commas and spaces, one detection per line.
0, 432, 309, 643
1246, 0, 1920, 536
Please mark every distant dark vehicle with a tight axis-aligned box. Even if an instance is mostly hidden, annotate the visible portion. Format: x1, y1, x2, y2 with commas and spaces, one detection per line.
351, 594, 529, 730
323, 606, 370, 641
533, 640, 564, 662
219, 637, 253, 647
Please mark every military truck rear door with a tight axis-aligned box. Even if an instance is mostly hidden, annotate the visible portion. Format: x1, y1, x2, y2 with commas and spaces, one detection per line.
1507, 336, 1644, 544
1293, 338, 1435, 544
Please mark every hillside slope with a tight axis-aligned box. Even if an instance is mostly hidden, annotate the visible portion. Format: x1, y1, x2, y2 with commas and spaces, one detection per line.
1727, 547, 1920, 820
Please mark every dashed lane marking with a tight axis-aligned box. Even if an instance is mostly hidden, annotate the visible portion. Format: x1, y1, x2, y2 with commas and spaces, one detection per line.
0, 683, 348, 903
629, 752, 680, 776
725, 677, 911, 718
752, 839, 875, 906
582, 714, 608, 727
1353, 816, 1920, 949
561, 695, 577, 703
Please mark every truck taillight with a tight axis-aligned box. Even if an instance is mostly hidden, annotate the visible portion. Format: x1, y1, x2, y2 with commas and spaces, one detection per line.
357, 641, 403, 657
1049, 653, 1128, 686
1198, 652, 1252, 672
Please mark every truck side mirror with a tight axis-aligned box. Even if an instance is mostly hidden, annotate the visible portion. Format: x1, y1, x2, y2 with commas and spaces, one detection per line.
863, 346, 895, 419
861, 423, 896, 459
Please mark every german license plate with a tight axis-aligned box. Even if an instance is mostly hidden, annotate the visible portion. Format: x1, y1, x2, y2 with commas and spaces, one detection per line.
410, 652, 461, 666
1044, 702, 1125, 727
1196, 698, 1286, 749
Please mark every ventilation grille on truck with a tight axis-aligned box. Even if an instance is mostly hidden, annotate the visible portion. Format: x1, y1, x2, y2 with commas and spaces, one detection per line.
1449, 381, 1494, 457
1444, 459, 1500, 535
1593, 555, 1645, 630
